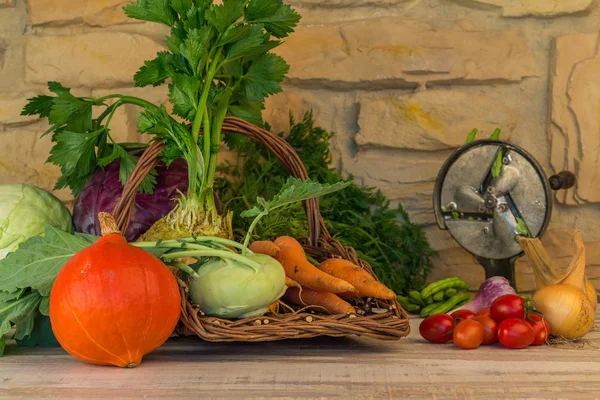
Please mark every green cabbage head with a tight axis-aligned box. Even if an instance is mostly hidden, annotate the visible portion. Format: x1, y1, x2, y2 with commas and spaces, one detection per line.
189, 253, 286, 319
0, 184, 73, 259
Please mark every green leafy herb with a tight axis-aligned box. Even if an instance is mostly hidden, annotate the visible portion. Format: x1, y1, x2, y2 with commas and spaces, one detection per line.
242, 178, 351, 218
240, 177, 351, 251
23, 0, 301, 237
21, 83, 156, 196
216, 112, 435, 294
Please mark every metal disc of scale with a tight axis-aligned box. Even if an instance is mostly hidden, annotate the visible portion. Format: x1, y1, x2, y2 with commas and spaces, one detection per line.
432, 140, 558, 288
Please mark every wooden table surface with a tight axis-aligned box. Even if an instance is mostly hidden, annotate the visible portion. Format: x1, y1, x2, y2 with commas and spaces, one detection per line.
2, 312, 600, 400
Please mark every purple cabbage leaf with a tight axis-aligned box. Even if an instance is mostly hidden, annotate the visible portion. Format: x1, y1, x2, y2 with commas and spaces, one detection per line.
73, 159, 188, 241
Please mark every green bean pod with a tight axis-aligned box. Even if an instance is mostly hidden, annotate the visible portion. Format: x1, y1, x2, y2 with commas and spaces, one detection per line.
425, 295, 434, 305
427, 292, 472, 316
409, 290, 426, 306
397, 296, 420, 313
444, 288, 457, 299
433, 291, 444, 302
420, 302, 442, 318
421, 277, 469, 299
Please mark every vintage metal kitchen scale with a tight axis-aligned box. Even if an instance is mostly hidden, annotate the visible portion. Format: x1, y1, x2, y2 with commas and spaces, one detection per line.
433, 139, 575, 287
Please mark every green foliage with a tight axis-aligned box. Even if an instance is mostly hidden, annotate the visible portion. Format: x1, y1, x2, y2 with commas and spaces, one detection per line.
21, 0, 300, 207
216, 112, 436, 294
0, 225, 97, 355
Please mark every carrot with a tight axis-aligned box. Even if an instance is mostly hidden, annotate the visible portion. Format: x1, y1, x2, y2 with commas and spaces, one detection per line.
285, 277, 302, 290
318, 258, 396, 300
249, 240, 280, 257
284, 287, 355, 315
273, 236, 357, 294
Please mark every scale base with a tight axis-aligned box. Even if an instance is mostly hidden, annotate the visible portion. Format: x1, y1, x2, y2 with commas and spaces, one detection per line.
475, 256, 518, 289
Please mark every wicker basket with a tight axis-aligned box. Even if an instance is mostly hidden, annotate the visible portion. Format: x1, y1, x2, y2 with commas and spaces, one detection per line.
111, 116, 410, 342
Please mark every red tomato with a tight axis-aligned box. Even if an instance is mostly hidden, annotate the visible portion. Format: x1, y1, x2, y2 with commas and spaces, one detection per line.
526, 313, 550, 346
477, 308, 490, 316
472, 315, 499, 345
419, 314, 455, 343
453, 319, 485, 350
498, 318, 535, 349
451, 310, 476, 321
490, 294, 526, 322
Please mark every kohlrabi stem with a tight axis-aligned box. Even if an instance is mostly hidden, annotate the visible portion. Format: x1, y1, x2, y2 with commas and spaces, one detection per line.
134, 237, 252, 253
242, 211, 268, 256
163, 250, 260, 272
169, 261, 200, 279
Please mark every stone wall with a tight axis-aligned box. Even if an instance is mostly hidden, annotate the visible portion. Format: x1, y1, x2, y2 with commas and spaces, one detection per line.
1, 0, 599, 291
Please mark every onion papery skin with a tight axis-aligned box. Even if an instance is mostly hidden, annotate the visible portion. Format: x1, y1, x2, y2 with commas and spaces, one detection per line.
586, 280, 597, 310
533, 284, 595, 340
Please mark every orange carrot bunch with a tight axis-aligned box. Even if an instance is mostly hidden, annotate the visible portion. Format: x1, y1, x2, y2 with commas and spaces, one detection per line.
250, 236, 397, 315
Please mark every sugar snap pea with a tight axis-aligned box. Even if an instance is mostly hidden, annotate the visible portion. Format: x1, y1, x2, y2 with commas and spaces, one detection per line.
397, 296, 420, 313
444, 288, 457, 299
409, 290, 426, 307
433, 291, 444, 302
426, 292, 472, 316
420, 302, 442, 318
421, 277, 469, 299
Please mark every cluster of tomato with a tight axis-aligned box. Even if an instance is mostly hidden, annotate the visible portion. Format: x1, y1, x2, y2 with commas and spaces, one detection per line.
419, 294, 550, 349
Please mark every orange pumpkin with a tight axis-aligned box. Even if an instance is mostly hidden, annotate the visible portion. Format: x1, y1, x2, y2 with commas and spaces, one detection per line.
49, 212, 181, 368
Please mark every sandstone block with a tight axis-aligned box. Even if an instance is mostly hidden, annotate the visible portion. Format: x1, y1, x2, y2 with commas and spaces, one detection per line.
344, 150, 443, 186
456, 0, 593, 17
263, 91, 311, 134
276, 18, 537, 86
549, 32, 600, 204
28, 0, 133, 27
427, 247, 484, 291
373, 181, 434, 225
290, 0, 410, 6
25, 33, 164, 89
0, 123, 68, 199
0, 0, 14, 7
0, 91, 43, 126
357, 91, 516, 151
343, 151, 444, 226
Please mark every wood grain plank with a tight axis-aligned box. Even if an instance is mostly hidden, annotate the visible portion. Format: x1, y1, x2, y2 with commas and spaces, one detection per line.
1, 313, 600, 400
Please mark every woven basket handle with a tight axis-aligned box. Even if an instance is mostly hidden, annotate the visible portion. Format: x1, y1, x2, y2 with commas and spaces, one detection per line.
112, 116, 330, 246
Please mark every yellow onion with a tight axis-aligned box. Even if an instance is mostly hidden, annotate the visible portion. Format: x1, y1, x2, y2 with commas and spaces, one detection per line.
533, 285, 595, 339
526, 231, 596, 339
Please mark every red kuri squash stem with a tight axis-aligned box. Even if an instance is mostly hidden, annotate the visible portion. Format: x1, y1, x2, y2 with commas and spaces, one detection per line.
98, 212, 122, 236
